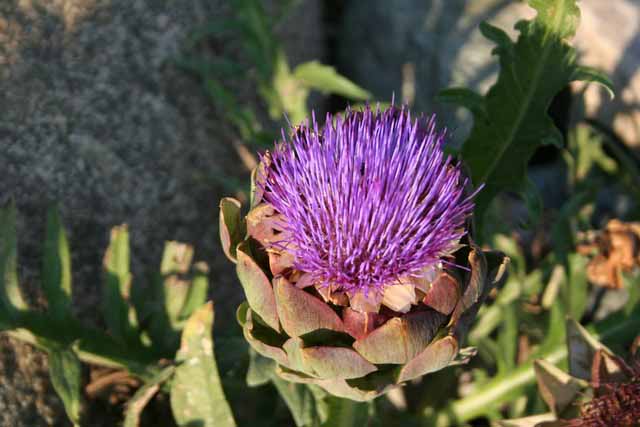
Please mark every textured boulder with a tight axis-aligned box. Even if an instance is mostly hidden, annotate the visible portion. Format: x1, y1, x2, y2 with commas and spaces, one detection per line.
337, 0, 530, 136
573, 0, 640, 148
0, 0, 324, 425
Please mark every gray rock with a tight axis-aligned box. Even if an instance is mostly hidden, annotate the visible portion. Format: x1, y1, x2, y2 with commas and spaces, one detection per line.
338, 0, 528, 139
573, 0, 640, 148
0, 0, 324, 425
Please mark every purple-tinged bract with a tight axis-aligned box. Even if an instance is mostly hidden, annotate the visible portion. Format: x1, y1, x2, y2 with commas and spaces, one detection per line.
263, 106, 477, 294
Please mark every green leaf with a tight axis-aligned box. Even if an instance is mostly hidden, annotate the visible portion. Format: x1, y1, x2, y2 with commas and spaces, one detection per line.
623, 272, 640, 316
567, 125, 618, 181
178, 261, 210, 321
436, 88, 487, 119
272, 50, 307, 124
596, 129, 640, 199
0, 202, 27, 316
293, 61, 372, 101
246, 349, 275, 387
186, 20, 242, 45
103, 225, 139, 343
42, 207, 72, 320
124, 365, 175, 427
520, 177, 543, 229
479, 22, 513, 50
496, 413, 557, 427
435, 309, 640, 426
348, 102, 392, 113
147, 241, 195, 355
572, 66, 614, 99
550, 189, 594, 319
496, 304, 518, 374
271, 377, 325, 427
170, 302, 236, 427
48, 346, 83, 426
440, 0, 614, 228
321, 397, 370, 427
534, 299, 566, 358
565, 253, 589, 320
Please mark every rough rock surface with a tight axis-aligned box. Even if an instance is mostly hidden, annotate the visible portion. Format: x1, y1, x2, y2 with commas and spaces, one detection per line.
0, 0, 323, 425
338, 0, 529, 137
573, 0, 640, 147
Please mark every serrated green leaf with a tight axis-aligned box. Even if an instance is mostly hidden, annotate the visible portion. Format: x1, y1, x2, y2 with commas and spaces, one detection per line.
48, 346, 83, 426
103, 225, 139, 343
123, 365, 175, 427
0, 202, 27, 315
293, 61, 372, 101
42, 207, 72, 320
441, 0, 614, 229
170, 302, 236, 427
479, 22, 513, 50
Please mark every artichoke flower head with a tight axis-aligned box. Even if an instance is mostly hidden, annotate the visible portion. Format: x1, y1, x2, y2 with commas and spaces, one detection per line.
220, 105, 509, 401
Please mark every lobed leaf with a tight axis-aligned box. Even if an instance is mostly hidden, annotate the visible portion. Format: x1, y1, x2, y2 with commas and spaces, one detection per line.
440, 0, 614, 229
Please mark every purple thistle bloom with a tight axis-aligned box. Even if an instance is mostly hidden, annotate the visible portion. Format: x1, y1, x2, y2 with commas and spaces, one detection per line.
263, 106, 477, 295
